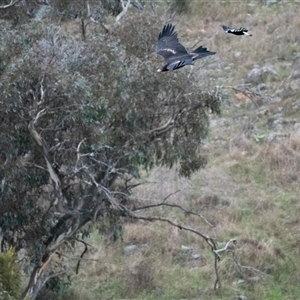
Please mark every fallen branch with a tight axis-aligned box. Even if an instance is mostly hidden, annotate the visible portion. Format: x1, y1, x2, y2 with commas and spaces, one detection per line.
232, 251, 269, 279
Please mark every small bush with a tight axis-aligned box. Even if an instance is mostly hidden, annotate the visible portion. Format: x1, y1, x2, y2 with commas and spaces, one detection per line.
0, 248, 20, 299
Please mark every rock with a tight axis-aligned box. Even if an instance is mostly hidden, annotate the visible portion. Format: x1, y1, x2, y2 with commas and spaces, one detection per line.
232, 296, 248, 300
282, 118, 297, 125
124, 244, 149, 255
234, 92, 251, 104
219, 118, 229, 127
210, 120, 217, 127
267, 113, 283, 128
276, 107, 283, 113
292, 101, 300, 110
181, 245, 193, 254
265, 0, 277, 3
290, 80, 300, 90
246, 66, 277, 84
269, 96, 281, 103
256, 83, 268, 92
294, 123, 300, 132
265, 132, 288, 142
34, 5, 52, 21
124, 245, 139, 255
291, 70, 300, 79
257, 107, 269, 116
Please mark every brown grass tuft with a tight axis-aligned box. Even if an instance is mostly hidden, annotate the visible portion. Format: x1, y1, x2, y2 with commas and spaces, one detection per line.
122, 260, 155, 297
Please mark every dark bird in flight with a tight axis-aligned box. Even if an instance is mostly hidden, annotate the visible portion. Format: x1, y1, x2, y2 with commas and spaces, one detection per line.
222, 25, 252, 36
156, 24, 216, 72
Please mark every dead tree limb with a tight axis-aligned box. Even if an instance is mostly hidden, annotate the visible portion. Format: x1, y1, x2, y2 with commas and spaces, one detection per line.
232, 251, 269, 279
76, 241, 88, 274
133, 201, 213, 227
116, 0, 131, 23
0, 0, 20, 9
214, 238, 237, 260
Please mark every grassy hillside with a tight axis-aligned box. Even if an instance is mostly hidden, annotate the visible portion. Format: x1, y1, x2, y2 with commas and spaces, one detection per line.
44, 2, 300, 299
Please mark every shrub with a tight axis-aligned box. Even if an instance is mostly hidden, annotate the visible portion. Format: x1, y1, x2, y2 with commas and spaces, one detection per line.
0, 248, 20, 299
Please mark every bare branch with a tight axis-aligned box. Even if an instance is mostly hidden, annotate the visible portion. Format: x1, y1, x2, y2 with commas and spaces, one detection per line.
133, 200, 213, 227
214, 238, 237, 260
76, 241, 88, 274
116, 0, 131, 23
232, 87, 259, 108
84, 171, 122, 210
0, 0, 20, 9
42, 270, 68, 287
23, 162, 47, 171
81, 18, 86, 41
149, 0, 157, 15
28, 109, 75, 215
232, 251, 269, 279
75, 138, 86, 168
128, 211, 215, 247
86, 1, 91, 17
148, 117, 175, 137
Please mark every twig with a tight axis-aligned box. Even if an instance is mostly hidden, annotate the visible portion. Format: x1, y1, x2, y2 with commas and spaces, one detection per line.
75, 240, 88, 274
232, 251, 268, 279
84, 171, 123, 210
232, 87, 259, 108
149, 0, 157, 16
133, 201, 213, 227
0, 0, 20, 9
128, 211, 214, 244
41, 270, 68, 288
75, 138, 86, 168
214, 238, 237, 260
116, 0, 131, 23
212, 238, 237, 290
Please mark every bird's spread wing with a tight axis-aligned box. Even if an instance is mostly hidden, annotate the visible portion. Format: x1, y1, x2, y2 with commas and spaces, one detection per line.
156, 24, 188, 61
191, 46, 216, 60
222, 25, 230, 32
222, 25, 249, 34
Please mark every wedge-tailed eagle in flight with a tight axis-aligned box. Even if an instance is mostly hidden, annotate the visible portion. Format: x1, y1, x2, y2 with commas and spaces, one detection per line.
156, 24, 216, 72
222, 25, 252, 36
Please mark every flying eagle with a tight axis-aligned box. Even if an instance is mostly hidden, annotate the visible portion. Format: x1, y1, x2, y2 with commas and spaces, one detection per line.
156, 24, 216, 72
222, 25, 252, 36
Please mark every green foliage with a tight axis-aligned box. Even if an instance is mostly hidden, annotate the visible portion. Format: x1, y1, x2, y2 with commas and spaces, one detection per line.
0, 248, 20, 299
36, 277, 72, 300
262, 285, 284, 300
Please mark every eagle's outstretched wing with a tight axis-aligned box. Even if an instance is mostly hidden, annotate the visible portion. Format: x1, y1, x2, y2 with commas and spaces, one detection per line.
156, 24, 188, 61
191, 46, 216, 61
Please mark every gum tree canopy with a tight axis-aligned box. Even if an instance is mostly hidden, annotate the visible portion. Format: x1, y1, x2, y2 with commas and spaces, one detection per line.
0, 13, 221, 300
